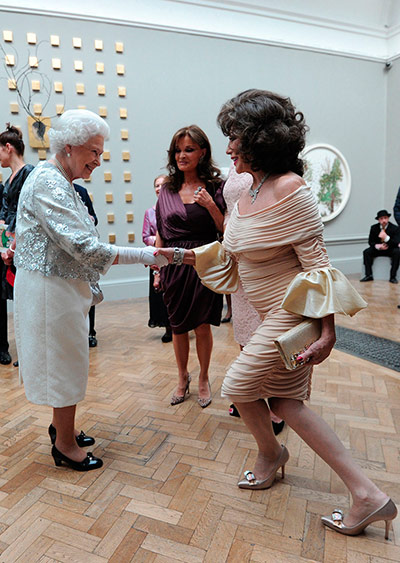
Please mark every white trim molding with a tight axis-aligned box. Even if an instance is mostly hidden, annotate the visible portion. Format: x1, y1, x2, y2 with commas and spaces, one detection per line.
0, 0, 399, 61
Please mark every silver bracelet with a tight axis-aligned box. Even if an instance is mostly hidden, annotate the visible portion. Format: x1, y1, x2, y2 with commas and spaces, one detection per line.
172, 247, 185, 265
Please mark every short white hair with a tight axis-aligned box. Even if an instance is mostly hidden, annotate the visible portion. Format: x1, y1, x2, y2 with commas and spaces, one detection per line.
49, 109, 110, 153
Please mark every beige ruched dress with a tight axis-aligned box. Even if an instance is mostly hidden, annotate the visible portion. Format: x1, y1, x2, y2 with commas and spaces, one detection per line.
194, 186, 366, 403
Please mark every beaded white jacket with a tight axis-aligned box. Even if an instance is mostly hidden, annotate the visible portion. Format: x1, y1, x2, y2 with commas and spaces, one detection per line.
15, 161, 117, 282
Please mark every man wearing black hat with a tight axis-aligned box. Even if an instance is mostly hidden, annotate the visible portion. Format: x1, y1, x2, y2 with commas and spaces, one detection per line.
361, 209, 400, 283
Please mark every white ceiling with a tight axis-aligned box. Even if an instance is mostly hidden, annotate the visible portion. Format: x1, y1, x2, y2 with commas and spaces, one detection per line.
2, 0, 400, 60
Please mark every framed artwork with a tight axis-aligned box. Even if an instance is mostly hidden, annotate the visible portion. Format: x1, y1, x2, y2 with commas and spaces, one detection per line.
27, 116, 51, 148
302, 143, 351, 222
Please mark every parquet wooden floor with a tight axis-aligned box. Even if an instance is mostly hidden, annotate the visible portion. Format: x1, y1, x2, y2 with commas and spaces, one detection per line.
0, 275, 399, 562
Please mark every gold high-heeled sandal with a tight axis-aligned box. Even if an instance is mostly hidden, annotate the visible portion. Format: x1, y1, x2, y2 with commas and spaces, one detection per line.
321, 498, 398, 539
170, 375, 191, 405
238, 445, 289, 490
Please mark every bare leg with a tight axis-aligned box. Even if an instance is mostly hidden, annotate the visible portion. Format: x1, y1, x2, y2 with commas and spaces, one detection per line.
194, 323, 212, 398
222, 295, 232, 321
235, 399, 283, 479
172, 332, 190, 397
270, 397, 389, 526
52, 405, 86, 462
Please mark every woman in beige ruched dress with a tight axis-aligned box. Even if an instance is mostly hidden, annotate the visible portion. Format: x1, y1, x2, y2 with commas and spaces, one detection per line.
157, 89, 397, 539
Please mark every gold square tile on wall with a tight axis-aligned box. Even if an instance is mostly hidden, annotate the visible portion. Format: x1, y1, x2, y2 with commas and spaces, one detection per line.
52, 58, 61, 70
5, 54, 15, 66
125, 190, 132, 201
10, 102, 19, 114
121, 129, 129, 140
105, 192, 113, 203
29, 56, 38, 67
77, 105, 86, 110
33, 103, 42, 115
97, 85, 106, 96
38, 149, 47, 160
50, 35, 60, 46
108, 233, 116, 244
120, 108, 127, 119
116, 64, 125, 75
102, 150, 110, 160
95, 39, 103, 50
127, 232, 135, 243
118, 86, 126, 97
107, 213, 114, 223
99, 107, 107, 117
115, 41, 124, 53
3, 30, 13, 42
76, 83, 85, 94
104, 172, 112, 182
96, 62, 104, 73
74, 60, 83, 71
31, 80, 40, 91
56, 104, 64, 115
122, 151, 130, 161
27, 32, 37, 44
124, 174, 132, 184
54, 82, 63, 93
8, 79, 16, 90
126, 212, 134, 222
84, 177, 91, 183
73, 37, 82, 48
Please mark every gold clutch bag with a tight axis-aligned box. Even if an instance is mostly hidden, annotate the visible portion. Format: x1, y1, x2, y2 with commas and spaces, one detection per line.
274, 318, 322, 370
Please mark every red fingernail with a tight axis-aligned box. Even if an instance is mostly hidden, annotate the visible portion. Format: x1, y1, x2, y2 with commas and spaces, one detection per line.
297, 356, 303, 361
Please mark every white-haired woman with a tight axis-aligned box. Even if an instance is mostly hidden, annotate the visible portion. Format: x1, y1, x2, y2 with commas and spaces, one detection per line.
3, 109, 167, 472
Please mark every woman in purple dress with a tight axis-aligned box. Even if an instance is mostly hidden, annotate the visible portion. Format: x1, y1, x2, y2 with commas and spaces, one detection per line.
156, 125, 225, 408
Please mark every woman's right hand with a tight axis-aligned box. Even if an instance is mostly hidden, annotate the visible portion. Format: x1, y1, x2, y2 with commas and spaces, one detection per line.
154, 248, 175, 263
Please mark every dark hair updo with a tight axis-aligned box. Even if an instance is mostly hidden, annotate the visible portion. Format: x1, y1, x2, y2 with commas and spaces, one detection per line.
0, 124, 25, 156
166, 125, 220, 192
217, 89, 308, 176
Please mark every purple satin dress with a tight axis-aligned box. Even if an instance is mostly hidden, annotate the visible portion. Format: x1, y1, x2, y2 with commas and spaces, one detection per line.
156, 182, 226, 334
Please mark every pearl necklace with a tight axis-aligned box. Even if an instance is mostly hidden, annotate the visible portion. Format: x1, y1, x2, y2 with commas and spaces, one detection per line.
53, 158, 72, 185
249, 173, 269, 204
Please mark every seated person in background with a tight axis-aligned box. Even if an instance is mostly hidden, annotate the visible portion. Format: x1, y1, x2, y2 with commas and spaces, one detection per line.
361, 209, 400, 284
74, 183, 99, 347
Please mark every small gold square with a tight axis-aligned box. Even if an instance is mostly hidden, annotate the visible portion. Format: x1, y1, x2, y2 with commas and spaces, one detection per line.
102, 150, 110, 160
74, 60, 83, 71
31, 80, 40, 91
52, 58, 61, 70
108, 233, 116, 244
88, 192, 93, 199
95, 39, 103, 50
76, 83, 85, 94
73, 37, 82, 48
104, 172, 112, 182
105, 192, 113, 203
84, 177, 91, 183
118, 86, 126, 97
96, 62, 104, 73
29, 56, 38, 68
99, 106, 107, 118
77, 105, 86, 110
8, 79, 16, 90
38, 148, 47, 160
120, 108, 127, 119
54, 81, 63, 93
56, 104, 64, 115
97, 84, 106, 96
122, 151, 130, 161
10, 102, 19, 114
127, 232, 135, 243
5, 54, 15, 66
0, 173, 2, 182
107, 213, 114, 223
125, 190, 132, 201
27, 32, 37, 44
33, 103, 42, 115
115, 41, 124, 53
50, 35, 60, 46
116, 64, 125, 75
124, 174, 132, 185
126, 212, 134, 222
3, 30, 13, 42
121, 129, 129, 140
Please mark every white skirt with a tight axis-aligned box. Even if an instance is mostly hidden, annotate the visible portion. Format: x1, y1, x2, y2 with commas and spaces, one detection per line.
14, 268, 92, 407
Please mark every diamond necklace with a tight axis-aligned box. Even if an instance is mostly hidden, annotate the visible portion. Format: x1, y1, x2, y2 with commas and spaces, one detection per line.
249, 173, 269, 204
53, 158, 72, 185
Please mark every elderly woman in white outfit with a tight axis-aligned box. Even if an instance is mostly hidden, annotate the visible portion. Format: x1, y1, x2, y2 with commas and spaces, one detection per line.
5, 110, 167, 472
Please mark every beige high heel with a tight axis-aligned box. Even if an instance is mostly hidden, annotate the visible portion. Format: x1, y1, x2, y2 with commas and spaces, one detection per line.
238, 445, 289, 490
170, 375, 191, 405
198, 382, 212, 408
321, 498, 398, 539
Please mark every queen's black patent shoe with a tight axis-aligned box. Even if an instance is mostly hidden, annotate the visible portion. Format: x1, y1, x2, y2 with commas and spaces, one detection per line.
48, 424, 95, 447
51, 445, 103, 471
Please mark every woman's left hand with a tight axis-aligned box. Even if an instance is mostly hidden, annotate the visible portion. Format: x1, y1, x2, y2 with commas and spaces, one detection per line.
193, 187, 213, 209
298, 334, 336, 365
